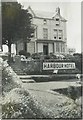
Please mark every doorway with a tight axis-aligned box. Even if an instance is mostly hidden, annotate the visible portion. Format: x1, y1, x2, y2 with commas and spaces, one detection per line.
43, 44, 48, 55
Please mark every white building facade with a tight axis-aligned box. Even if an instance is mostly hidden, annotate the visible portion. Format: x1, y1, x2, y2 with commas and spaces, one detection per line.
17, 6, 67, 55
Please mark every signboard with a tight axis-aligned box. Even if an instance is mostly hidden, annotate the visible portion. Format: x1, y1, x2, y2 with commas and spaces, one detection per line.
43, 62, 75, 70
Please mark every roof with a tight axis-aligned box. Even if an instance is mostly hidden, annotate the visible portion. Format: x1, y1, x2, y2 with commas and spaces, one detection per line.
33, 10, 55, 19
27, 6, 67, 21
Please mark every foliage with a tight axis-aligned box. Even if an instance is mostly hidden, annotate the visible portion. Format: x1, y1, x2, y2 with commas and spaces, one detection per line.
19, 50, 27, 56
67, 86, 80, 101
58, 102, 82, 118
19, 50, 30, 58
31, 53, 41, 59
2, 88, 37, 119
71, 53, 82, 71
23, 60, 41, 74
44, 55, 51, 59
53, 86, 81, 101
2, 58, 55, 119
26, 52, 31, 58
2, 88, 55, 119
2, 60, 20, 93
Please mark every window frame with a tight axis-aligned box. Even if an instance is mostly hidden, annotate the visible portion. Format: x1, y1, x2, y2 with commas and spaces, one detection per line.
43, 28, 48, 39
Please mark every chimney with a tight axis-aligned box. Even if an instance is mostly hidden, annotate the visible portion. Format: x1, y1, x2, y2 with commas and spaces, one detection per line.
56, 7, 60, 14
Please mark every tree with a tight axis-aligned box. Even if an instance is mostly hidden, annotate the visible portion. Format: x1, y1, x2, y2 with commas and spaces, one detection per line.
2, 2, 34, 59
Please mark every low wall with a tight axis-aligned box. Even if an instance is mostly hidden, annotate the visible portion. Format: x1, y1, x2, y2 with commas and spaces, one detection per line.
12, 55, 81, 75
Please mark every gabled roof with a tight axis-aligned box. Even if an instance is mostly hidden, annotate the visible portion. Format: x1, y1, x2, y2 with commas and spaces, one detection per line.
52, 13, 67, 22
27, 6, 67, 21
28, 6, 36, 17
33, 10, 55, 19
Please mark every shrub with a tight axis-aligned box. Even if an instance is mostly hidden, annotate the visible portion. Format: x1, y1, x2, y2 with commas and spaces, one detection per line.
19, 50, 26, 56
44, 55, 51, 59
58, 103, 82, 118
31, 53, 40, 59
2, 88, 55, 119
50, 53, 57, 59
26, 52, 31, 58
70, 54, 82, 71
23, 61, 41, 74
2, 88, 37, 119
2, 61, 20, 93
67, 86, 79, 101
19, 50, 31, 58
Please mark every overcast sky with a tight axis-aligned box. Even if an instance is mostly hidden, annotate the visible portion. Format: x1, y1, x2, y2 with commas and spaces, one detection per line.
3, 0, 81, 53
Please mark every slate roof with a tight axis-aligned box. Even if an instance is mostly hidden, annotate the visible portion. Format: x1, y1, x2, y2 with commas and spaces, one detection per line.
28, 6, 67, 21
33, 10, 55, 19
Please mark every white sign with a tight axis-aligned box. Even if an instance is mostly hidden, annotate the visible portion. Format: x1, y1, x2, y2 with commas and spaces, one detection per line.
43, 62, 75, 70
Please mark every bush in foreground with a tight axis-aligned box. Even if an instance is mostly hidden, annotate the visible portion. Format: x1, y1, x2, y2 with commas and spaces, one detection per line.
2, 58, 55, 119
2, 88, 55, 119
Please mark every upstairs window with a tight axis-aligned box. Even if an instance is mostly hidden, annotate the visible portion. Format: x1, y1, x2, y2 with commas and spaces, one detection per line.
43, 28, 48, 39
54, 29, 58, 39
54, 29, 57, 32
56, 18, 60, 26
43, 19, 47, 24
58, 30, 63, 39
56, 18, 59, 21
54, 36, 56, 39
59, 37, 62, 39
56, 42, 60, 52
56, 24, 59, 26
59, 30, 63, 34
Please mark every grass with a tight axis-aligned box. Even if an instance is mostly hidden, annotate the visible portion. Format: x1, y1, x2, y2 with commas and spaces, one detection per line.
52, 86, 82, 101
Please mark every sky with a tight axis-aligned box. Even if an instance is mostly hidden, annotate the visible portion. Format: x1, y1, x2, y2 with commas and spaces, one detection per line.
16, 0, 81, 53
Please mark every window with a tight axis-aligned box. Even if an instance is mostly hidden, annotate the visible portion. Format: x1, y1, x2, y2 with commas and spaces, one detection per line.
43, 28, 48, 39
54, 29, 57, 32
43, 19, 47, 24
63, 44, 65, 52
59, 37, 61, 39
56, 42, 60, 52
58, 30, 63, 39
54, 29, 58, 39
61, 43, 63, 52
56, 18, 59, 21
54, 36, 56, 39
56, 18, 60, 26
56, 24, 59, 26
59, 30, 63, 34
59, 30, 62, 32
